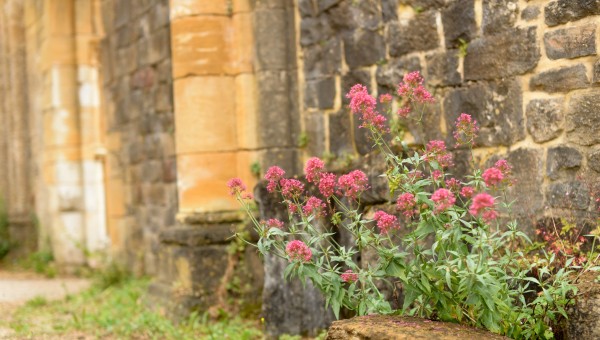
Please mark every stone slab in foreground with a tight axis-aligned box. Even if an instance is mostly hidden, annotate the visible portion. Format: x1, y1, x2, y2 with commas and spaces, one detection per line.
326, 315, 509, 340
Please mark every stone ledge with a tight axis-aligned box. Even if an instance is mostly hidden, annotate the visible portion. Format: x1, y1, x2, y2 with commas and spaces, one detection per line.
326, 315, 509, 340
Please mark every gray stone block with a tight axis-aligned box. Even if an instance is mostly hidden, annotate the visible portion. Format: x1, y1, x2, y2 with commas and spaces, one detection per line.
544, 25, 596, 60
464, 27, 539, 81
547, 146, 582, 180
567, 92, 600, 146
426, 50, 461, 87
525, 98, 564, 143
482, 0, 518, 35
343, 29, 385, 68
546, 181, 590, 210
387, 10, 439, 57
529, 64, 589, 93
442, 0, 476, 48
545, 0, 600, 27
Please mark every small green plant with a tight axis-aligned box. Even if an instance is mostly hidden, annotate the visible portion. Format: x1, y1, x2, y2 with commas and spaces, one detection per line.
0, 197, 11, 260
92, 261, 130, 290
457, 38, 469, 57
250, 161, 262, 179
25, 296, 48, 308
298, 131, 309, 149
229, 71, 594, 339
20, 250, 57, 278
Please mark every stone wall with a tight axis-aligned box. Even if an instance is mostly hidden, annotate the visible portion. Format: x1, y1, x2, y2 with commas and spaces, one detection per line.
296, 0, 600, 229
99, 0, 176, 274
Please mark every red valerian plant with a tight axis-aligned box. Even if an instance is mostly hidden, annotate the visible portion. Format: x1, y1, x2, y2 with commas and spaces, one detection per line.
228, 71, 597, 339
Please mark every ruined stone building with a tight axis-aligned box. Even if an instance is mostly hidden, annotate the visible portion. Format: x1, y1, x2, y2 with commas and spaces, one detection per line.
0, 0, 599, 335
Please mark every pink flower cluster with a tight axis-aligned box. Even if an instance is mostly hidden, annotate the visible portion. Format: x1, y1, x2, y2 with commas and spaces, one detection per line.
338, 170, 369, 199
482, 159, 512, 188
445, 178, 461, 192
469, 193, 498, 222
341, 270, 359, 283
397, 192, 417, 217
453, 113, 479, 147
305, 157, 325, 184
396, 71, 435, 117
425, 140, 453, 168
286, 240, 312, 262
431, 188, 456, 213
318, 172, 337, 198
373, 210, 399, 234
346, 84, 387, 132
265, 166, 285, 192
227, 178, 246, 196
281, 179, 305, 199
460, 186, 475, 198
303, 196, 326, 217
265, 218, 284, 229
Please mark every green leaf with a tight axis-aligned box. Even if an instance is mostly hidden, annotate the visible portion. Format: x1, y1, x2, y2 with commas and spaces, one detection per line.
414, 220, 435, 239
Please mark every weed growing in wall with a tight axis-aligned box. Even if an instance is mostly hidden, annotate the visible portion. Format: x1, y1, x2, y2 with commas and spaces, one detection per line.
229, 71, 600, 339
0, 197, 11, 260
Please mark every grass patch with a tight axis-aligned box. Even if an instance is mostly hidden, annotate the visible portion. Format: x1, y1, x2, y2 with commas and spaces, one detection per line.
2, 277, 264, 339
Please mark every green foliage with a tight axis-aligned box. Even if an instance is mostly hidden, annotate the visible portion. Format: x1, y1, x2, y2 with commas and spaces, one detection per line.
0, 197, 11, 260
92, 261, 131, 290
457, 38, 469, 57
20, 250, 57, 278
3, 278, 263, 339
231, 72, 594, 339
250, 161, 262, 178
298, 131, 309, 149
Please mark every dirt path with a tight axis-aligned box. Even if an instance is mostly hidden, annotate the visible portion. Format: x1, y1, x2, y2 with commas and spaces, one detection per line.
0, 271, 91, 339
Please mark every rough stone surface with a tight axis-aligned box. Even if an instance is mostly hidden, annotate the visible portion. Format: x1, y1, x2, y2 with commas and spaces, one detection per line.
326, 315, 510, 340
546, 181, 590, 210
529, 64, 589, 93
464, 27, 540, 80
521, 5, 540, 21
442, 0, 477, 48
589, 149, 600, 173
545, 0, 600, 27
387, 11, 439, 57
546, 146, 583, 180
567, 272, 600, 340
544, 25, 596, 60
344, 29, 385, 68
426, 50, 461, 87
593, 58, 600, 84
376, 56, 422, 92
255, 184, 334, 337
443, 79, 524, 146
566, 92, 600, 146
303, 38, 341, 79
300, 16, 334, 47
525, 98, 564, 143
305, 77, 336, 109
505, 148, 544, 219
329, 110, 354, 156
482, 0, 518, 35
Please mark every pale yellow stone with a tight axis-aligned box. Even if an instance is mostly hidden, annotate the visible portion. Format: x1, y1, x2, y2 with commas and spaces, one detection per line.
40, 37, 76, 67
170, 0, 230, 19
43, 0, 74, 36
233, 0, 252, 13
174, 76, 237, 154
171, 16, 232, 78
106, 178, 126, 217
235, 74, 258, 149
231, 13, 254, 74
177, 152, 239, 212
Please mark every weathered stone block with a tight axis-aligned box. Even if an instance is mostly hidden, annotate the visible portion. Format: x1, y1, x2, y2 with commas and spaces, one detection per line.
326, 315, 509, 340
566, 273, 600, 339
345, 0, 382, 31
545, 0, 600, 27
303, 38, 342, 79
593, 58, 600, 84
388, 11, 439, 57
305, 77, 336, 109
304, 112, 326, 157
343, 29, 385, 68
482, 0, 518, 35
376, 56, 421, 92
546, 181, 590, 210
399, 0, 446, 10
342, 69, 372, 104
521, 5, 540, 21
464, 27, 539, 81
566, 92, 600, 146
381, 0, 398, 22
525, 98, 564, 143
255, 9, 290, 71
505, 148, 544, 218
589, 149, 600, 173
529, 64, 589, 93
426, 50, 461, 87
300, 16, 333, 46
544, 25, 596, 60
444, 79, 524, 146
256, 70, 298, 148
547, 146, 582, 180
329, 110, 354, 156
442, 0, 476, 48
298, 0, 317, 17
318, 0, 342, 13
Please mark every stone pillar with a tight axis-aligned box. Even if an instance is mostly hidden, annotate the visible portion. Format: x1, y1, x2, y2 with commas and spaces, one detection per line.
151, 0, 264, 316
0, 0, 36, 257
